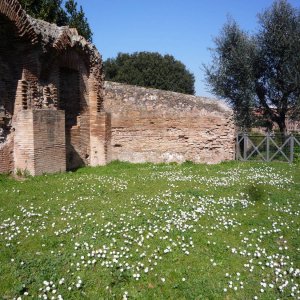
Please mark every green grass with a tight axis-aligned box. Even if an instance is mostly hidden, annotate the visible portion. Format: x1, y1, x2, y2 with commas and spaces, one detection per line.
0, 161, 299, 299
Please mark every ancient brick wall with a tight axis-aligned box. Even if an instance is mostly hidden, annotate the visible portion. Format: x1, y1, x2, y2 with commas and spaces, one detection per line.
32, 110, 66, 175
0, 0, 236, 174
50, 50, 91, 170
0, 0, 108, 175
14, 110, 66, 175
0, 136, 13, 173
104, 82, 235, 164
13, 110, 35, 173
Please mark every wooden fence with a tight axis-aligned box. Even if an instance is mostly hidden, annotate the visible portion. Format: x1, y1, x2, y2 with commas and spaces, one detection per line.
236, 132, 300, 163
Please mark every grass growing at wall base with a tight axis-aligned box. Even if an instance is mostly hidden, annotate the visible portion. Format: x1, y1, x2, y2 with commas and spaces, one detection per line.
0, 161, 299, 299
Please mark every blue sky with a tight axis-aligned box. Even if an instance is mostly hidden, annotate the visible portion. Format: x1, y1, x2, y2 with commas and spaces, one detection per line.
75, 0, 299, 97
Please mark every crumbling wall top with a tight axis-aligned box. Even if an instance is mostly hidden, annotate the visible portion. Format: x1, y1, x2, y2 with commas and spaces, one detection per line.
104, 81, 232, 117
0, 0, 102, 69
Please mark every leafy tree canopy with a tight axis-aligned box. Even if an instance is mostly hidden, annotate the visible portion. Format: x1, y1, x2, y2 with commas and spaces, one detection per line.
205, 0, 300, 133
19, 0, 92, 41
104, 52, 195, 95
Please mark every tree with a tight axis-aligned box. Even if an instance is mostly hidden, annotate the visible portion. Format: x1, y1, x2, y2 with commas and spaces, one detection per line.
19, 0, 93, 41
65, 0, 92, 42
18, 0, 67, 25
205, 0, 300, 134
104, 52, 195, 95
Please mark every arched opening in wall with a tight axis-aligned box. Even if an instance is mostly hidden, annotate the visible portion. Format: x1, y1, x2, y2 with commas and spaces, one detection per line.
0, 13, 30, 172
53, 48, 90, 171
59, 66, 84, 170
59, 68, 81, 127
0, 14, 22, 142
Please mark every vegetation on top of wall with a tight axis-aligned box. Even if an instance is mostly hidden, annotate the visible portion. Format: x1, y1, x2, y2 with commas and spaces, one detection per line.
104, 52, 196, 95
205, 0, 300, 134
18, 0, 93, 41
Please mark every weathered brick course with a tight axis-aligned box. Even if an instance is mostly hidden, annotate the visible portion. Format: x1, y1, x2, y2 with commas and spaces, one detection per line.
14, 110, 66, 175
0, 0, 108, 175
0, 0, 236, 175
104, 82, 235, 164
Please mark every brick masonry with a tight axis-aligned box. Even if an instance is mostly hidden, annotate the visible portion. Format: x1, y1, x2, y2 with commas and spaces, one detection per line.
14, 110, 66, 175
0, 0, 108, 175
104, 82, 235, 164
0, 134, 13, 173
0, 1, 236, 175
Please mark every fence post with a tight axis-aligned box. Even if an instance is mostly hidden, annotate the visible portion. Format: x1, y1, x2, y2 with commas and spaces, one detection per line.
243, 133, 247, 160
236, 133, 239, 160
290, 134, 294, 163
266, 132, 270, 162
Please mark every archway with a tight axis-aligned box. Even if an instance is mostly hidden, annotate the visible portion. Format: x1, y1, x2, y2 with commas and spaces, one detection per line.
55, 50, 90, 170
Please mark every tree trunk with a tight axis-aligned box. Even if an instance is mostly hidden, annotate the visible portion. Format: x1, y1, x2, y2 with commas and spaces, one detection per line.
276, 118, 287, 144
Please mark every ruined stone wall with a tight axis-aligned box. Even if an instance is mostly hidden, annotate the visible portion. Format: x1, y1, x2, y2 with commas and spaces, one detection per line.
0, 0, 108, 175
0, 0, 235, 174
0, 11, 30, 172
0, 136, 13, 173
49, 50, 91, 170
104, 82, 235, 164
14, 110, 66, 175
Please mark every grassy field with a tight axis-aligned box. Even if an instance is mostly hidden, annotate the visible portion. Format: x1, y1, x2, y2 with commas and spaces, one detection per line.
0, 161, 299, 300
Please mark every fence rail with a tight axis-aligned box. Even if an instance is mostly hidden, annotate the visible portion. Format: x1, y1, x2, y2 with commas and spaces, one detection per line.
236, 132, 300, 163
